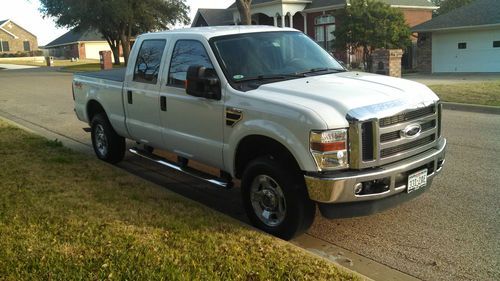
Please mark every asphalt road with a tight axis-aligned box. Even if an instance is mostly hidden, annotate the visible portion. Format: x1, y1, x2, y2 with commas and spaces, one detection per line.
0, 68, 498, 281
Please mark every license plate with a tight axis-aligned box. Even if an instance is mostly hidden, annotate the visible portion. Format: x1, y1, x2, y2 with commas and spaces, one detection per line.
407, 169, 427, 193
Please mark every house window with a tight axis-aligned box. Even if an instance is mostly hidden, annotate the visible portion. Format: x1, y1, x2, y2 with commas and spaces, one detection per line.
493, 41, 500, 48
458, 42, 467, 49
23, 41, 31, 51
314, 15, 335, 51
0, 40, 9, 52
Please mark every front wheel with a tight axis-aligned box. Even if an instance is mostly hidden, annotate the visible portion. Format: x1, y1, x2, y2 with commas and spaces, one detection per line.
241, 156, 315, 240
91, 114, 125, 164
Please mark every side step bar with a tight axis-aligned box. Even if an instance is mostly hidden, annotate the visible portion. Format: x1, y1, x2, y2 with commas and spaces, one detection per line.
128, 147, 232, 189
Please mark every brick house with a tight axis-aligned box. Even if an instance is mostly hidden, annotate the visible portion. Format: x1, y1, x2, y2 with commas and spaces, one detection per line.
192, 0, 437, 69
44, 28, 121, 61
412, 0, 500, 73
0, 19, 38, 54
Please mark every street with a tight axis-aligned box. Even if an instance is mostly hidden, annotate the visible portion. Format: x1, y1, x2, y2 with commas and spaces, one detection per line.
0, 68, 498, 281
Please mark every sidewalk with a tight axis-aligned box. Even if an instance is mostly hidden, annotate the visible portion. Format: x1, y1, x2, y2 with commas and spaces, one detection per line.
0, 63, 40, 70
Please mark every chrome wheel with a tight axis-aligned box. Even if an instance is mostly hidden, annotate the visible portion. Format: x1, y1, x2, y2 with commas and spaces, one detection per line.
250, 175, 287, 227
94, 124, 108, 157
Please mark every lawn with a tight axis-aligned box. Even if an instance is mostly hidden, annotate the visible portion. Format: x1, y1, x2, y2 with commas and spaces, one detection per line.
60, 63, 124, 73
0, 58, 100, 67
429, 81, 500, 107
0, 120, 359, 280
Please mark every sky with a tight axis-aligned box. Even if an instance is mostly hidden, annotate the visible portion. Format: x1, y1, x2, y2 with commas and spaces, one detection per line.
0, 0, 234, 46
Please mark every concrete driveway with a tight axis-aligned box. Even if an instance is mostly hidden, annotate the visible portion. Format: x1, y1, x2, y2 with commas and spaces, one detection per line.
0, 68, 499, 281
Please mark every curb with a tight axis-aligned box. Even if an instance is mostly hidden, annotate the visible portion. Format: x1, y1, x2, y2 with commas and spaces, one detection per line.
442, 102, 500, 115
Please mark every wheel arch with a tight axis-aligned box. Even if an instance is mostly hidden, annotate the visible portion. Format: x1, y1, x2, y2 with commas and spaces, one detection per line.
234, 134, 302, 179
87, 99, 108, 124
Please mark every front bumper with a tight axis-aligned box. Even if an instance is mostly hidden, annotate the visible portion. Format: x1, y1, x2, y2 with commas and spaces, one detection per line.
304, 138, 446, 218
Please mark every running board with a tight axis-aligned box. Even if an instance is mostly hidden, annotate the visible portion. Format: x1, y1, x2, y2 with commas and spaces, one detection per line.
128, 147, 232, 189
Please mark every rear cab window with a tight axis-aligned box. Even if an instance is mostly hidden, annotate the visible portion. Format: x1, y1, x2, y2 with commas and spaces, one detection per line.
133, 39, 167, 84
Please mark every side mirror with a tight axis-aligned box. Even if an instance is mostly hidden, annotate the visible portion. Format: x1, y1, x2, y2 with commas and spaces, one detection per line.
186, 65, 221, 100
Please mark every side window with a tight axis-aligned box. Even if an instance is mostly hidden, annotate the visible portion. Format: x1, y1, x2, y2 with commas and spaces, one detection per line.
168, 40, 214, 87
133, 39, 166, 84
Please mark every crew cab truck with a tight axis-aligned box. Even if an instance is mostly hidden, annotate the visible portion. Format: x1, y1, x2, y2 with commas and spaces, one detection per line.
73, 26, 446, 240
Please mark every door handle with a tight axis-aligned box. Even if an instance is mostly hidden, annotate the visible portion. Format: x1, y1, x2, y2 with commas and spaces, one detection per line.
160, 96, 167, 111
127, 90, 133, 104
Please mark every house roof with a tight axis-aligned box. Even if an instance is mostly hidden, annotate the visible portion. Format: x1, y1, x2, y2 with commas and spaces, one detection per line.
194, 9, 234, 26
0, 19, 38, 39
412, 0, 500, 32
44, 28, 106, 48
228, 0, 436, 10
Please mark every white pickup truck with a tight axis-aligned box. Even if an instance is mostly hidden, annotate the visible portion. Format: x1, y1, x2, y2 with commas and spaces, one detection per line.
73, 26, 446, 240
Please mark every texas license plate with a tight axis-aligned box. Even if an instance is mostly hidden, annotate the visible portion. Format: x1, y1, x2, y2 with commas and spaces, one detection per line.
407, 169, 427, 193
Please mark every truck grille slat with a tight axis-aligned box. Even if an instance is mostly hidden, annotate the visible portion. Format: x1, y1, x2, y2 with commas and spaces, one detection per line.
380, 135, 435, 158
379, 106, 435, 127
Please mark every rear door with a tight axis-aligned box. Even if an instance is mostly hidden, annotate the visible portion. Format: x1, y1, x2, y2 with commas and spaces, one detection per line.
159, 38, 225, 168
124, 39, 167, 147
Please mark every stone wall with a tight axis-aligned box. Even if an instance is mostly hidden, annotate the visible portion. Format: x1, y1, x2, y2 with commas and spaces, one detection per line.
0, 21, 38, 53
416, 32, 432, 73
371, 49, 404, 77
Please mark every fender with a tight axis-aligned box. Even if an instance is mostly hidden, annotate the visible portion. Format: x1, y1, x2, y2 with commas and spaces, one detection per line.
224, 119, 319, 177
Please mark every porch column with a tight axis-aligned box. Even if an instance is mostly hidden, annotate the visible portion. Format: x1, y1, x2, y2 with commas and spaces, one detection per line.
302, 13, 307, 34
273, 15, 278, 27
281, 14, 285, 28
290, 14, 294, 28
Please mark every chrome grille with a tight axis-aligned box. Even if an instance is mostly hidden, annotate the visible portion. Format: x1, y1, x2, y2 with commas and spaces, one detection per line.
349, 104, 440, 169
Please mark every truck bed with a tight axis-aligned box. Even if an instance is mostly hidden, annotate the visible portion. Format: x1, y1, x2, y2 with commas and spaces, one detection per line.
77, 68, 125, 82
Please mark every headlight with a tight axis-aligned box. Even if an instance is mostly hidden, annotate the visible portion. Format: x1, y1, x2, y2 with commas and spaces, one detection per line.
310, 129, 349, 170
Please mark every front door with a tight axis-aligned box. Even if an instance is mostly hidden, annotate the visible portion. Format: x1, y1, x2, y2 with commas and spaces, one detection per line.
124, 39, 167, 147
159, 39, 224, 168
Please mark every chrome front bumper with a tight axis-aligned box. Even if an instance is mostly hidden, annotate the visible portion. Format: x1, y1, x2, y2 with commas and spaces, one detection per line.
305, 138, 447, 204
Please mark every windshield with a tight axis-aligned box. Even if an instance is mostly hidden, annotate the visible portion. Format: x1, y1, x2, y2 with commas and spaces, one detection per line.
210, 31, 345, 85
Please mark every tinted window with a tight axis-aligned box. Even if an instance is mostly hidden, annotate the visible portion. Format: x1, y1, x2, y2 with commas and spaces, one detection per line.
1, 41, 9, 52
133, 39, 166, 84
168, 40, 214, 87
493, 41, 500, 48
23, 41, 30, 51
458, 42, 467, 49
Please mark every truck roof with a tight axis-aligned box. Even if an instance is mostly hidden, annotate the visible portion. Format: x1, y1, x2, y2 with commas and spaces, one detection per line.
139, 25, 297, 40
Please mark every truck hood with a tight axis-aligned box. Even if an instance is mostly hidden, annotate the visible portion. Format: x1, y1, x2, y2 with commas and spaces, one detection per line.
253, 71, 439, 129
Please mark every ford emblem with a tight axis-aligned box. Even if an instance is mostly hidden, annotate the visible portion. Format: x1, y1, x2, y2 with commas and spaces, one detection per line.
401, 124, 422, 138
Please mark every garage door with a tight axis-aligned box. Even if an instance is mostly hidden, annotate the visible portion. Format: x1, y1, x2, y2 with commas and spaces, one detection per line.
432, 28, 500, 72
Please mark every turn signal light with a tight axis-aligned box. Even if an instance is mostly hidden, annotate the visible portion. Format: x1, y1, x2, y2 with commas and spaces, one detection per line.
310, 129, 349, 170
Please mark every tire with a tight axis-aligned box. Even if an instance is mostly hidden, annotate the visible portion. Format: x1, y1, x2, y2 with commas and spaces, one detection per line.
90, 114, 125, 164
241, 156, 315, 240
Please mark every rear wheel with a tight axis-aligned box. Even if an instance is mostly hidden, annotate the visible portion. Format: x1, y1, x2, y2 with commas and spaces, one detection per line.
91, 114, 125, 163
241, 156, 315, 240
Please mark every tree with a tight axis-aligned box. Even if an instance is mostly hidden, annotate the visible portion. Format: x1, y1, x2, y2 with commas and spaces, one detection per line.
39, 0, 189, 65
436, 0, 474, 15
334, 0, 411, 71
236, 0, 252, 25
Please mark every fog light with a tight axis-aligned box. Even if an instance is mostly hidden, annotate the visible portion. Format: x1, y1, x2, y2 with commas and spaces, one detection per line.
354, 183, 363, 195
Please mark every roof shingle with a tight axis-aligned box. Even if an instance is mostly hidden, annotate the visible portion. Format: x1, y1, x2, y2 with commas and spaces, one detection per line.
44, 29, 105, 48
196, 9, 234, 26
412, 0, 500, 32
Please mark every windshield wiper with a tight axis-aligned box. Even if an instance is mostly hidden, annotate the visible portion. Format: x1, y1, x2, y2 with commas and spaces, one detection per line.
297, 67, 346, 76
234, 73, 304, 83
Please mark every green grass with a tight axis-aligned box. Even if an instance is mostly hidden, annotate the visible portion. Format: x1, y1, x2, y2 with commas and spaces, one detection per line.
0, 120, 358, 281
60, 63, 125, 73
429, 81, 500, 107
0, 58, 100, 67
